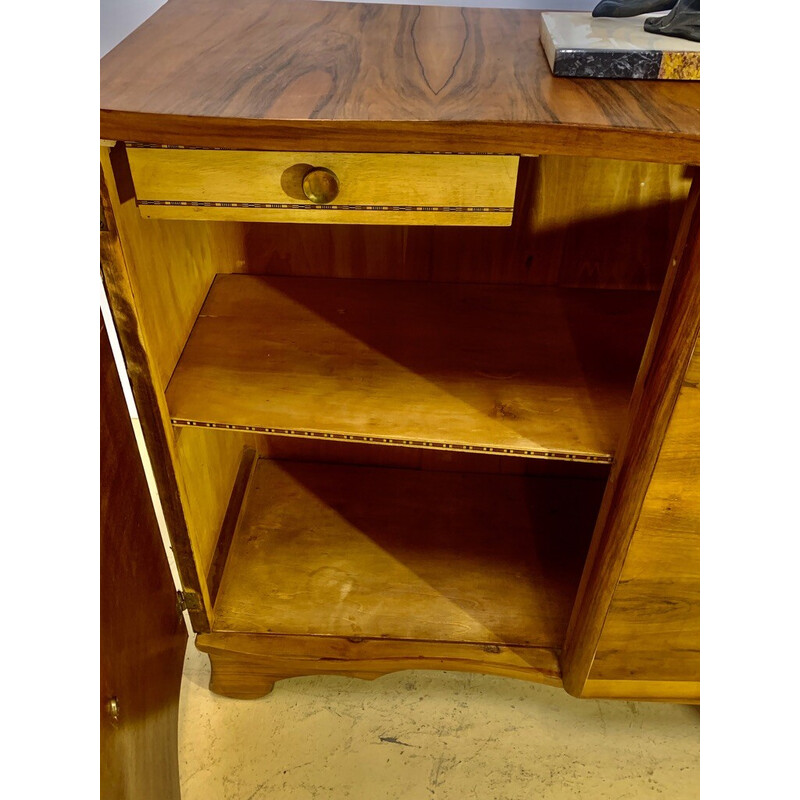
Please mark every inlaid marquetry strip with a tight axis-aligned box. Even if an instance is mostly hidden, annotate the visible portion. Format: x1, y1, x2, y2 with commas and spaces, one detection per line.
169, 419, 614, 464
125, 141, 518, 156
139, 199, 512, 213
126, 146, 518, 226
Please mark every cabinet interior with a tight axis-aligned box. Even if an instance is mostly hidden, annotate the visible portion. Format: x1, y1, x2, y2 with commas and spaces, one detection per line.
107, 146, 693, 653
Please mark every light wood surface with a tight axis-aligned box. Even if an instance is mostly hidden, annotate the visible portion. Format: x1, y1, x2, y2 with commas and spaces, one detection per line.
102, 145, 261, 629
127, 147, 518, 226
529, 156, 693, 290
100, 0, 699, 163
101, 147, 213, 631
196, 632, 563, 699
166, 275, 657, 462
581, 679, 699, 704
237, 155, 691, 290
588, 344, 699, 688
103, 145, 246, 388
561, 176, 700, 698
101, 144, 253, 631
172, 426, 256, 579
212, 459, 605, 646
207, 446, 258, 606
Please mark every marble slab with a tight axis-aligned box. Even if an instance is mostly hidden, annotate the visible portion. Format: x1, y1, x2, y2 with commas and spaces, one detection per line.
540, 11, 699, 81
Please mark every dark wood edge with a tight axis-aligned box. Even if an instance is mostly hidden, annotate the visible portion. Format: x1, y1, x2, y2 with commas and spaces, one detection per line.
560, 172, 700, 697
101, 111, 699, 166
195, 632, 564, 687
207, 447, 258, 606
101, 147, 211, 633
170, 421, 615, 464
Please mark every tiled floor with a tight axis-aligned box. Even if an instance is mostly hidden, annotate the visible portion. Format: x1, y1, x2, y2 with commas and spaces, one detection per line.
179, 642, 699, 799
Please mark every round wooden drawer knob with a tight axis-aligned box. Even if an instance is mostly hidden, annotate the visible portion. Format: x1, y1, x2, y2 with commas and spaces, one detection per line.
302, 167, 340, 204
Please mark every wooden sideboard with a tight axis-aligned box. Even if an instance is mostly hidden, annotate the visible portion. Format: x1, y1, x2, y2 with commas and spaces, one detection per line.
100, 0, 699, 703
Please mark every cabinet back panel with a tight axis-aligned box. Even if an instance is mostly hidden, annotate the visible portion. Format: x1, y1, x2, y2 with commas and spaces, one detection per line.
238, 156, 691, 290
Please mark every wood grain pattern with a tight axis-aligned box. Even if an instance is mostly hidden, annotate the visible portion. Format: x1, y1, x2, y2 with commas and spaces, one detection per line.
104, 144, 246, 388
166, 275, 657, 461
127, 147, 518, 226
529, 156, 692, 290
588, 344, 699, 687
561, 175, 699, 698
196, 632, 564, 699
172, 426, 256, 579
206, 446, 258, 606
101, 0, 703, 705
101, 319, 186, 799
100, 0, 699, 164
102, 145, 253, 631
101, 147, 213, 631
212, 459, 605, 646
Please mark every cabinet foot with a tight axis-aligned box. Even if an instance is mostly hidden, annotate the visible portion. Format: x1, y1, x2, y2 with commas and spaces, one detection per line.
207, 651, 278, 699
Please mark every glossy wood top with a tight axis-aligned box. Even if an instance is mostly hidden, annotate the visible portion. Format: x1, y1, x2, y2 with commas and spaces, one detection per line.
100, 0, 699, 163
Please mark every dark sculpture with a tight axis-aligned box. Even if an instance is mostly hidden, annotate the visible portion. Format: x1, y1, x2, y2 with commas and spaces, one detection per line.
592, 0, 700, 43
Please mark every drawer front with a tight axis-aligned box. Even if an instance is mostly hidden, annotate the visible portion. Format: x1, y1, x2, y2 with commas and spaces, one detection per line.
126, 146, 518, 226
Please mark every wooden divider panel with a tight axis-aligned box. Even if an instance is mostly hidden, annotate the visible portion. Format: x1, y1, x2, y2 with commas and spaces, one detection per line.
584, 344, 699, 698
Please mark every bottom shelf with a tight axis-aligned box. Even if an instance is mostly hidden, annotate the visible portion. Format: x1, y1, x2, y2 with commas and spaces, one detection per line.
213, 458, 605, 648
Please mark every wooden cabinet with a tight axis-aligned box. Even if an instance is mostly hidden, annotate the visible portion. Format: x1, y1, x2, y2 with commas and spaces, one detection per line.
100, 0, 699, 703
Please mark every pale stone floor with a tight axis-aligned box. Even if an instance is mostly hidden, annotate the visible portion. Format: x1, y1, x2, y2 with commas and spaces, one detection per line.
179, 642, 699, 799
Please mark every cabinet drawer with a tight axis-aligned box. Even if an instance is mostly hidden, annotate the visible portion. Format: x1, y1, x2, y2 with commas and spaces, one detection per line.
126, 146, 518, 226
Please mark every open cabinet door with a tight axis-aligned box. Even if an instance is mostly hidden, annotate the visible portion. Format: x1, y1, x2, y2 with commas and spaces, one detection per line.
100, 316, 187, 799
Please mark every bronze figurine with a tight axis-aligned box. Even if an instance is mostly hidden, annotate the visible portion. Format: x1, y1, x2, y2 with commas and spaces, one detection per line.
593, 0, 700, 42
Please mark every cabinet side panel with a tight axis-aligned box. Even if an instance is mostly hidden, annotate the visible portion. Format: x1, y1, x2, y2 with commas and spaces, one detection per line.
104, 144, 247, 387
174, 425, 256, 578
588, 345, 699, 687
101, 145, 252, 630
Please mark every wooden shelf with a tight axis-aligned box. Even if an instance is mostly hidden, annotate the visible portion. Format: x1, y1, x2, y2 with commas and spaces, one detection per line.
212, 459, 606, 646
166, 275, 656, 462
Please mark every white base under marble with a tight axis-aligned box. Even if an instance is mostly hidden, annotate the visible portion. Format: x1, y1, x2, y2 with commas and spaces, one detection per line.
542, 11, 700, 53
541, 11, 700, 80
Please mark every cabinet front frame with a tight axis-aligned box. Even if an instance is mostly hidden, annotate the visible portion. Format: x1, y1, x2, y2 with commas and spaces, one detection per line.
101, 139, 700, 698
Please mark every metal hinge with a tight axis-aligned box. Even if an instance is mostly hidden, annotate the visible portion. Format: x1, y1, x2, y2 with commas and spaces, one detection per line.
176, 590, 202, 616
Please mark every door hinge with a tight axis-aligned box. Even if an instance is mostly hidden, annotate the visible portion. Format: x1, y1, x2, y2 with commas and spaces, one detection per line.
176, 590, 202, 616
